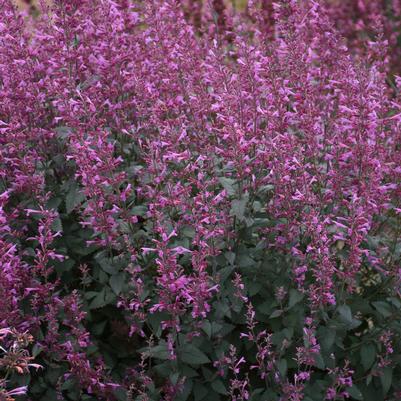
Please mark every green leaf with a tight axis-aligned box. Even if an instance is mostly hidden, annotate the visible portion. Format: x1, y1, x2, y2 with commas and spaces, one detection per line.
372, 301, 392, 318
178, 344, 210, 365
109, 273, 125, 295
54, 258, 75, 275
32, 344, 43, 358
211, 380, 227, 395
334, 304, 361, 330
46, 197, 62, 210
269, 309, 283, 318
318, 327, 336, 350
181, 366, 199, 378
92, 321, 107, 336
182, 225, 195, 239
314, 353, 325, 369
248, 281, 262, 296
94, 252, 115, 274
211, 322, 223, 336
84, 291, 98, 300
89, 289, 106, 309
169, 372, 180, 385
194, 383, 208, 401
153, 361, 172, 378
148, 312, 169, 337
65, 182, 86, 214
360, 343, 376, 371
55, 126, 72, 139
218, 177, 236, 196
380, 367, 392, 395
389, 297, 401, 308
215, 300, 231, 318
202, 320, 212, 339
224, 251, 235, 265
51, 217, 63, 233
237, 253, 254, 268
177, 379, 193, 401
144, 343, 170, 360
131, 205, 147, 216
61, 378, 77, 391
278, 359, 287, 378
230, 195, 248, 222
337, 305, 352, 324
113, 387, 128, 401
218, 265, 235, 283
288, 289, 303, 308
346, 385, 363, 400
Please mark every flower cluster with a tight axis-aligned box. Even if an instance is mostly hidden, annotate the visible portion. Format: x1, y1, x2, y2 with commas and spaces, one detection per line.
0, 0, 400, 399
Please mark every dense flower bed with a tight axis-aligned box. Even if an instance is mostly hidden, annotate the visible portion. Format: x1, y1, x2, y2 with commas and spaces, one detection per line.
0, 0, 400, 400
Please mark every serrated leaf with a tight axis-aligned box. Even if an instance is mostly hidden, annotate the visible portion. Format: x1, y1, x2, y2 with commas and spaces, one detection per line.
179, 344, 210, 365
218, 177, 236, 196
269, 309, 283, 318
389, 297, 401, 308
181, 366, 199, 378
360, 343, 376, 371
51, 217, 63, 233
288, 289, 303, 308
131, 205, 147, 216
211, 380, 227, 395
278, 359, 287, 378
372, 301, 392, 318
146, 343, 170, 360
92, 321, 107, 336
218, 265, 234, 283
32, 344, 43, 358
318, 327, 336, 350
214, 300, 231, 319
177, 379, 193, 401
113, 387, 128, 401
248, 281, 262, 296
65, 183, 86, 214
61, 379, 77, 391
346, 385, 363, 400
55, 126, 72, 139
211, 322, 223, 336
148, 312, 169, 337
237, 253, 253, 268
230, 195, 248, 222
202, 320, 212, 339
257, 300, 274, 316
224, 251, 235, 265
380, 367, 392, 395
169, 372, 180, 385
84, 291, 98, 300
110, 273, 124, 295
314, 353, 325, 369
89, 289, 106, 309
194, 383, 208, 401
47, 197, 62, 210
337, 305, 352, 324
94, 252, 115, 274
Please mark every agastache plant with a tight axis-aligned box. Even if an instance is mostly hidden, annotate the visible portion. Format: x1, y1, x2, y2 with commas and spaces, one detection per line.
0, 0, 400, 399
